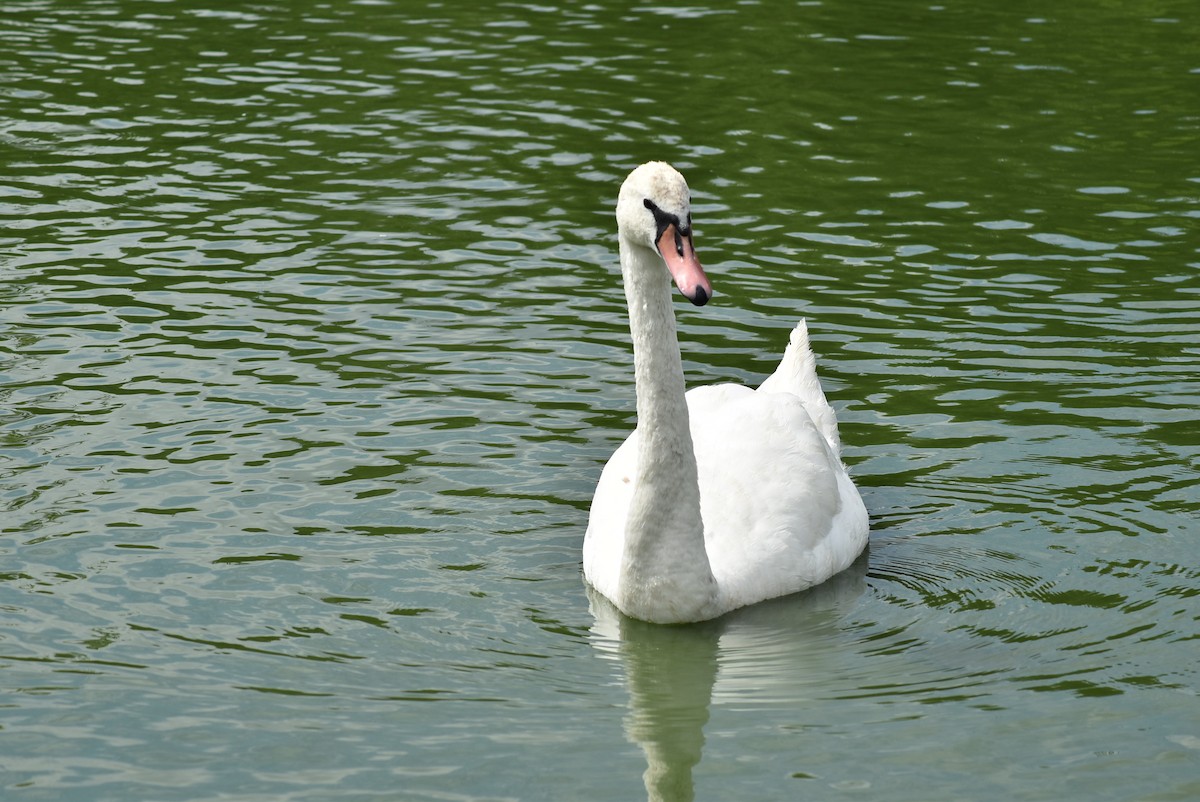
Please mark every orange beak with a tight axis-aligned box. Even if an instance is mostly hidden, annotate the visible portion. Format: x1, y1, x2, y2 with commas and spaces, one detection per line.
656, 224, 712, 306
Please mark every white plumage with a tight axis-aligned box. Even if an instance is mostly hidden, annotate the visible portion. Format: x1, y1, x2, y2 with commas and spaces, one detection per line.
583, 162, 868, 624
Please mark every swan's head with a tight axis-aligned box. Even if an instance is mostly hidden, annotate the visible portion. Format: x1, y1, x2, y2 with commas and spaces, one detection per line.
616, 161, 713, 306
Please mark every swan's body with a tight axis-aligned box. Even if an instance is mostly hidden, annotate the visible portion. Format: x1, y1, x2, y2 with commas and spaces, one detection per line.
583, 161, 868, 624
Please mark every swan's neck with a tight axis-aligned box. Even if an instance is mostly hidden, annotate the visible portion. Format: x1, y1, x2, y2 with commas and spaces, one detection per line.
617, 237, 718, 623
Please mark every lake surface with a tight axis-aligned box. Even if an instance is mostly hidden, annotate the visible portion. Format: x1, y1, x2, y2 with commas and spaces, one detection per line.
2, 1, 1198, 800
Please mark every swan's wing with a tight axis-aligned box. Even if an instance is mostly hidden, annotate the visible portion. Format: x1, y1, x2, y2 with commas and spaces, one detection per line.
757, 319, 841, 455
686, 385, 868, 610
582, 429, 638, 600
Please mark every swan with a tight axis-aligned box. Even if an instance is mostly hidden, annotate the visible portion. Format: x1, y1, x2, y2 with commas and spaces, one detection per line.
582, 161, 869, 624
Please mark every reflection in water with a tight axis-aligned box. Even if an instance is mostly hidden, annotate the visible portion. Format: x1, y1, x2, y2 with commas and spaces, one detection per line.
589, 557, 867, 801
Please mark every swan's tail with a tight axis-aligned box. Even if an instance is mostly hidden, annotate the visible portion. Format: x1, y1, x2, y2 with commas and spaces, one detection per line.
757, 319, 842, 455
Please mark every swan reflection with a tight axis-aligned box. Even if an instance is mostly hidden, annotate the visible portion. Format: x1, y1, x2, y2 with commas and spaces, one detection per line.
588, 553, 868, 802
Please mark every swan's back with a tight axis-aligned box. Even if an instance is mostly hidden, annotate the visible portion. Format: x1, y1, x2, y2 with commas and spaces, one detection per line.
687, 382, 866, 610
692, 321, 865, 608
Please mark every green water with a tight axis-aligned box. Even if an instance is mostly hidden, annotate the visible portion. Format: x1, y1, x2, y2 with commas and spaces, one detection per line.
2, 1, 1197, 800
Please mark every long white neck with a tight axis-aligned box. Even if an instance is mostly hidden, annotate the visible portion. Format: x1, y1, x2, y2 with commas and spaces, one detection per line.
617, 236, 719, 624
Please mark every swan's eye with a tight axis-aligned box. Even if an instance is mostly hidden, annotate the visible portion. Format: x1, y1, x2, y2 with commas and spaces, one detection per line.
643, 198, 686, 251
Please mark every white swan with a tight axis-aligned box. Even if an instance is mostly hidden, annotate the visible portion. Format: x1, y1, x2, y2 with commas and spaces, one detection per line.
583, 161, 869, 624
